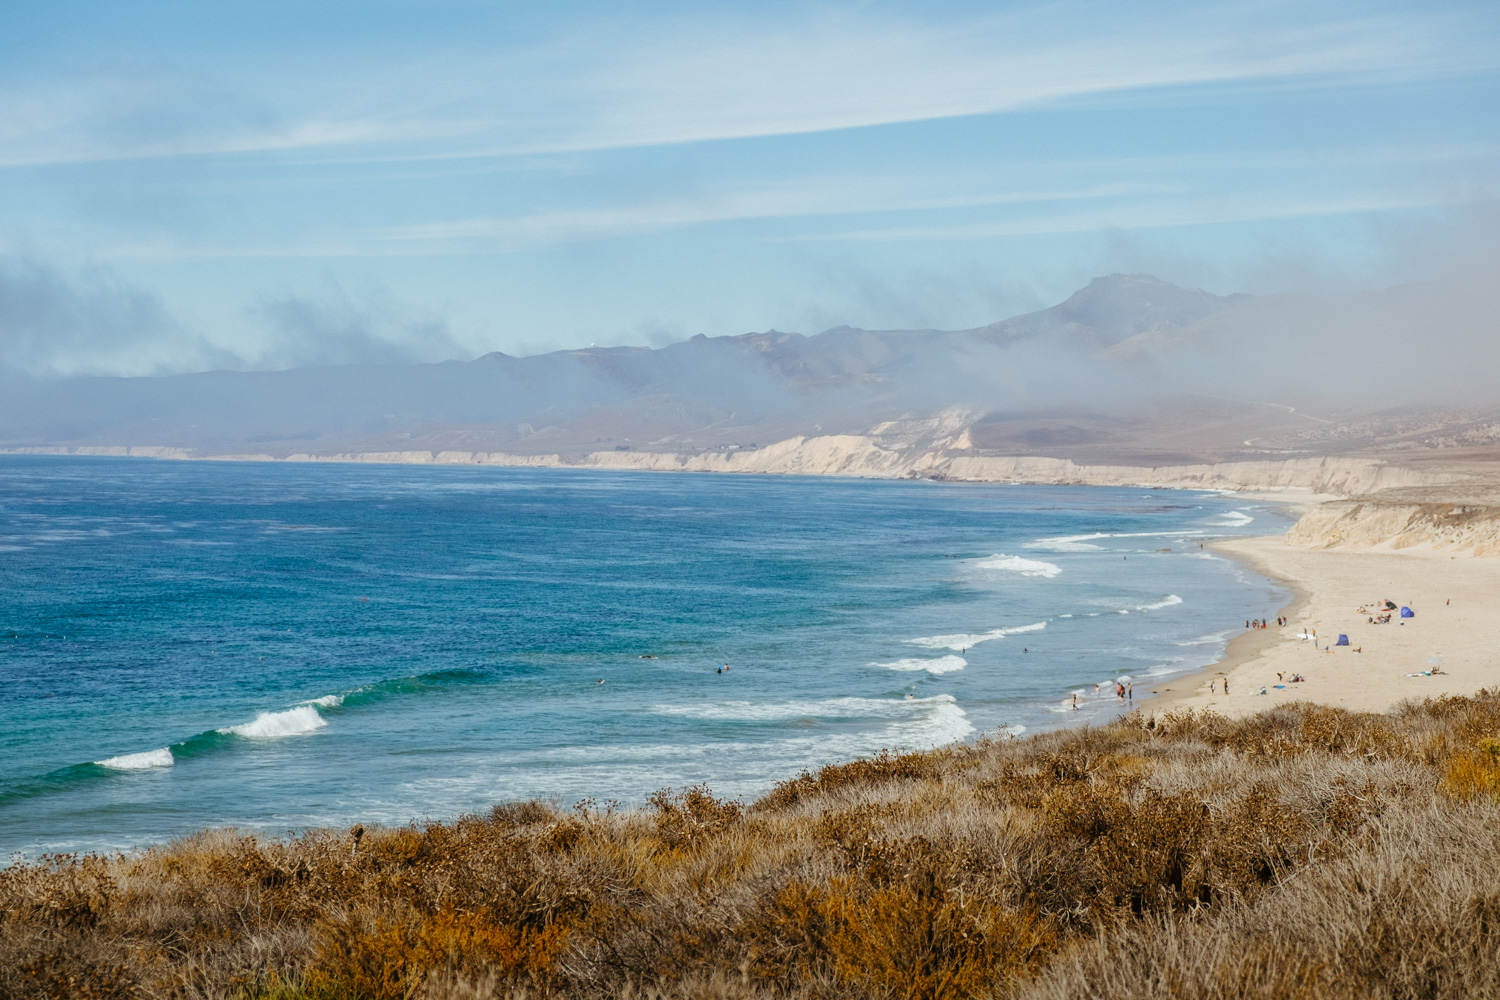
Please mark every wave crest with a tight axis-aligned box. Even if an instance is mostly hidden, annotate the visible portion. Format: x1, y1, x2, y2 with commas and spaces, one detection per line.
907, 620, 1047, 651
219, 705, 327, 739
972, 554, 1061, 577
95, 748, 174, 770
652, 695, 958, 723
869, 655, 967, 674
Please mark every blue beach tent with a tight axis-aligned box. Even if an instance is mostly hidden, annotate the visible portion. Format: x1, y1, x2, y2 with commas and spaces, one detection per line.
1336, 634, 1350, 646
1401, 606, 1415, 618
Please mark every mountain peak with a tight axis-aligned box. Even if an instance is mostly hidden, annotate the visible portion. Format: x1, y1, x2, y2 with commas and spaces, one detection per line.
979, 273, 1239, 347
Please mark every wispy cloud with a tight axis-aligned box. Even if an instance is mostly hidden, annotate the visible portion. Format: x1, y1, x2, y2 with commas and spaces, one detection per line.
2, 1, 1494, 167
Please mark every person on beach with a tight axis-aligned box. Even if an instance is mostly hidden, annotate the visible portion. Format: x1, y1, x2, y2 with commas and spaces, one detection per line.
1071, 693, 1078, 711
1127, 683, 1133, 703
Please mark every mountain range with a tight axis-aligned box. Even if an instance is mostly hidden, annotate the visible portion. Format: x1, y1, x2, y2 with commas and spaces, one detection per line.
2, 274, 1480, 468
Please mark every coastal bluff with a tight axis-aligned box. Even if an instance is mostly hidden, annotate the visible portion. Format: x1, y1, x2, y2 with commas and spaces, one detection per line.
3, 434, 1453, 496
1288, 496, 1500, 556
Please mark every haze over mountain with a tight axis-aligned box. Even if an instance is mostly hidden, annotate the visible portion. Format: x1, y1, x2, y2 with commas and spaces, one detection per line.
3, 273, 1497, 470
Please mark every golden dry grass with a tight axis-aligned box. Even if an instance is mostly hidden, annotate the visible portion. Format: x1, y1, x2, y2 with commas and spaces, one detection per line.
6, 693, 1500, 999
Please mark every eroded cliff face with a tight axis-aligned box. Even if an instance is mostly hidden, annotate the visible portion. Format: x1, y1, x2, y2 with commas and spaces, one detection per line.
1287, 500, 1500, 556
7, 423, 1455, 497
247, 438, 1444, 495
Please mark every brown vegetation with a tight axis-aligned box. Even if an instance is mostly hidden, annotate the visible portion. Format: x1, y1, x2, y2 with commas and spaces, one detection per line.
7, 694, 1500, 999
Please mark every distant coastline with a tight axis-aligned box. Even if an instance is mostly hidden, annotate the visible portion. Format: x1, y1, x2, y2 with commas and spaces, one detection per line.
0, 436, 1449, 498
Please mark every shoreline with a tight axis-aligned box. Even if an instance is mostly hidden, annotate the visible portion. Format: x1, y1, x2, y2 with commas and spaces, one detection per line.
0, 442, 1447, 498
1144, 538, 1310, 713
1143, 534, 1500, 719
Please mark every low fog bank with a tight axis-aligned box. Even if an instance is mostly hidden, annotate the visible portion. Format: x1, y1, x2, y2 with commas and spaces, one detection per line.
2, 248, 1498, 464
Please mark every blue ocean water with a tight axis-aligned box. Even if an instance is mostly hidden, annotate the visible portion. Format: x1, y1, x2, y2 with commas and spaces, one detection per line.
0, 457, 1292, 858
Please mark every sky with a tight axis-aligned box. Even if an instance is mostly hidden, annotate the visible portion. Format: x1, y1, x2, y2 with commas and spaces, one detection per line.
1, 0, 1497, 375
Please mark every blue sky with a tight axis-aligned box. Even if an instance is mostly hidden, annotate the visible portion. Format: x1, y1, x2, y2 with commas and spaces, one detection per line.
2, 0, 1497, 374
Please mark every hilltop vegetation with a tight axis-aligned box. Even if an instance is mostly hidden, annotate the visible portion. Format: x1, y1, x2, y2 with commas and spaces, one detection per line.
7, 695, 1500, 999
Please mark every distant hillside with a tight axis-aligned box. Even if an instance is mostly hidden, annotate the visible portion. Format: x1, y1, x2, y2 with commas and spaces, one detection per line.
0, 275, 1261, 458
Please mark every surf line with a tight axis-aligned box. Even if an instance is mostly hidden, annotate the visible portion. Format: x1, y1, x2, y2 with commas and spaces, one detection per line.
905, 620, 1048, 652
1, 666, 498, 805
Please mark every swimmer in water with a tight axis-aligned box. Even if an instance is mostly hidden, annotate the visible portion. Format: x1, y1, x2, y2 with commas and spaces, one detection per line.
597, 678, 605, 685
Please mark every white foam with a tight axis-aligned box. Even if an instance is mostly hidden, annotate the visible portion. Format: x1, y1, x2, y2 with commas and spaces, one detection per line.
1175, 630, 1234, 646
96, 747, 173, 770
1025, 537, 1104, 552
869, 654, 967, 674
1027, 530, 1204, 552
652, 694, 958, 723
1217, 510, 1255, 526
219, 705, 328, 739
302, 694, 343, 708
972, 554, 1061, 577
906, 620, 1047, 650
1133, 594, 1183, 612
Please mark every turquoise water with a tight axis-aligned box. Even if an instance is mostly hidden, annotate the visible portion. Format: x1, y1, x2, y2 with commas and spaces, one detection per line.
0, 457, 1291, 857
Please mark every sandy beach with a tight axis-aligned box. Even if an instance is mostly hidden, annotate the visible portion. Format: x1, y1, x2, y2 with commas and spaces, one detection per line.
1151, 535, 1500, 717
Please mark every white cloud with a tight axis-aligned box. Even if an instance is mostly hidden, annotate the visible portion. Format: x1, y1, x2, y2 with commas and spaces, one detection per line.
0, 1, 1493, 167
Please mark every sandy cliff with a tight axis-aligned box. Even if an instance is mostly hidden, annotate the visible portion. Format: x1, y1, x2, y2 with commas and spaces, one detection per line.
7, 426, 1461, 497
1288, 498, 1500, 556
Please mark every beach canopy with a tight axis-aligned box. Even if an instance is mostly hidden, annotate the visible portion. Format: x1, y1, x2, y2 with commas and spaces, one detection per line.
1386, 601, 1398, 610
1401, 606, 1414, 618
1336, 634, 1350, 646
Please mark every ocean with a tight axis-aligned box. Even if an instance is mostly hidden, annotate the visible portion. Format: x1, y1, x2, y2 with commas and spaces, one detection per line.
0, 456, 1292, 858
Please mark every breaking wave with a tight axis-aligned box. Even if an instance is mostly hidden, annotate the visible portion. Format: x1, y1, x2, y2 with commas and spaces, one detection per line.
219, 705, 327, 739
972, 554, 1061, 577
1134, 594, 1183, 612
869, 655, 967, 674
907, 620, 1047, 651
95, 748, 174, 771
652, 695, 957, 723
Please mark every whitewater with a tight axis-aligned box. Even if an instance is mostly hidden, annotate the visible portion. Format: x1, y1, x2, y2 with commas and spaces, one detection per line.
0, 457, 1293, 858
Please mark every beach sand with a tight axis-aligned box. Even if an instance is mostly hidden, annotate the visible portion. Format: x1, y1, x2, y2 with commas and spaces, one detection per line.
1150, 536, 1500, 717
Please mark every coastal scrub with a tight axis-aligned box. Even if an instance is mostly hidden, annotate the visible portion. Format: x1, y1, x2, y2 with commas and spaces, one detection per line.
6, 694, 1500, 999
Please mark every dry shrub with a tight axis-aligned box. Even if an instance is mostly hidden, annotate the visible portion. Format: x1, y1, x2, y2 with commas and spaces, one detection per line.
304, 907, 571, 999
11, 696, 1500, 999
11, 951, 135, 1000
1440, 738, 1500, 801
648, 786, 744, 854
758, 747, 958, 811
